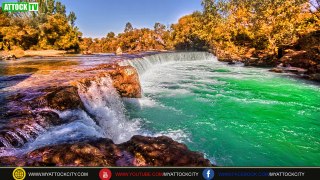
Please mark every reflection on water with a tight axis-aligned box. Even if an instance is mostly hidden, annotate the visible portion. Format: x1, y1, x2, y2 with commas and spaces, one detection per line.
0, 58, 81, 90
0, 67, 38, 76
0, 60, 79, 76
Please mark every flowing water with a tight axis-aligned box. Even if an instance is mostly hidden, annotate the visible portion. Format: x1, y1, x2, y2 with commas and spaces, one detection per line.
0, 52, 319, 167
123, 52, 320, 166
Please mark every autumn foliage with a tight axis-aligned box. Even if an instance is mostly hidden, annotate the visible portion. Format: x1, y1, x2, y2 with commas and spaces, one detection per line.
1, 0, 319, 58
0, 0, 81, 52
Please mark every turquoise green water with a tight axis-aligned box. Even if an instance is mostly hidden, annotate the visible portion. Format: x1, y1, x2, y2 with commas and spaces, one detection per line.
125, 53, 320, 166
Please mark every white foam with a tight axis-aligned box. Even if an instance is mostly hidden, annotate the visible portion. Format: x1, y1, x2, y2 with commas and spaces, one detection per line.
77, 76, 141, 143
123, 97, 158, 108
144, 129, 191, 143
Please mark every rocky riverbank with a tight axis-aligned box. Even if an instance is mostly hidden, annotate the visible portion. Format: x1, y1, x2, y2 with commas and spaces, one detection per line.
216, 30, 320, 82
0, 135, 211, 167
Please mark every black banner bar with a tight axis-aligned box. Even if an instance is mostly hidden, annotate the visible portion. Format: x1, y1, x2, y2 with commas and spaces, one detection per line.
1, 167, 319, 180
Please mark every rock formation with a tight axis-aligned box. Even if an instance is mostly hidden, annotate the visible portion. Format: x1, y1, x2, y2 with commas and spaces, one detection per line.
0, 136, 212, 167
0, 64, 141, 148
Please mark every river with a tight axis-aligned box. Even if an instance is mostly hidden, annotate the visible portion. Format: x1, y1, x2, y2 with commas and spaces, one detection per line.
0, 52, 319, 166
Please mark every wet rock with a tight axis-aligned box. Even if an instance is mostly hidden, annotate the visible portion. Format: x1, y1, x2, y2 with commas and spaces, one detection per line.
310, 73, 320, 82
120, 135, 212, 167
270, 68, 284, 73
76, 64, 142, 98
279, 50, 318, 73
228, 61, 236, 65
284, 67, 307, 74
0, 136, 212, 167
270, 66, 307, 74
109, 66, 141, 98
33, 86, 84, 111
244, 56, 277, 67
0, 110, 62, 148
0, 62, 141, 148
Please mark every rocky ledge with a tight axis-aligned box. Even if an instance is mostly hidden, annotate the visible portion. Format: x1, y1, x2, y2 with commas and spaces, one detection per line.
0, 136, 211, 167
0, 63, 142, 149
216, 30, 320, 82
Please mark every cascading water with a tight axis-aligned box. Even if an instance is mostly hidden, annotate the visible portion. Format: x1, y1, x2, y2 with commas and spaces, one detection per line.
0, 74, 142, 157
0, 137, 12, 148
122, 52, 320, 166
120, 52, 217, 75
77, 76, 141, 143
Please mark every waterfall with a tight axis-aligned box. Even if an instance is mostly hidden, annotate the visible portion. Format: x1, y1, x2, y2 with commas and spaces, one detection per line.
5, 131, 24, 146
15, 128, 33, 141
0, 137, 13, 148
77, 75, 141, 143
0, 75, 140, 154
0, 52, 215, 155
120, 52, 217, 75
0, 121, 48, 149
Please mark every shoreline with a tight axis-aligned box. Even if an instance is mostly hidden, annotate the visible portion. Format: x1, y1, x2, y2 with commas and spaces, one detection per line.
0, 50, 69, 59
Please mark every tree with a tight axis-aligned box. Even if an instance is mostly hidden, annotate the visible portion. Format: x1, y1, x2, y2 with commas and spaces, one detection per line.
124, 22, 133, 32
80, 37, 93, 51
154, 22, 166, 34
68, 12, 77, 27
55, 1, 66, 15
46, 0, 55, 15
106, 32, 115, 39
0, 0, 81, 51
171, 12, 209, 50
199, 0, 313, 56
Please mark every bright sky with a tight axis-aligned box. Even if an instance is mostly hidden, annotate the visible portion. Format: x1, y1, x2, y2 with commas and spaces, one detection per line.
0, 0, 203, 38
60, 0, 203, 38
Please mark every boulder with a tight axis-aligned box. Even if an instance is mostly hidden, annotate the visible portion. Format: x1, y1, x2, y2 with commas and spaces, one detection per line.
284, 67, 307, 74
0, 136, 212, 167
270, 68, 284, 73
279, 50, 318, 73
228, 61, 236, 65
33, 86, 84, 111
310, 73, 320, 82
244, 56, 277, 67
270, 66, 307, 74
109, 66, 141, 98
77, 64, 142, 98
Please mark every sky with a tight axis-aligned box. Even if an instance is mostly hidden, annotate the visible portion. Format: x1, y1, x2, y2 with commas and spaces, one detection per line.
59, 0, 203, 38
